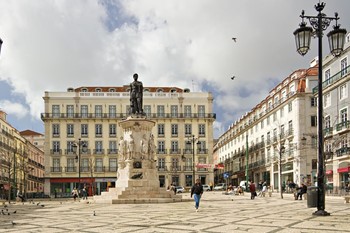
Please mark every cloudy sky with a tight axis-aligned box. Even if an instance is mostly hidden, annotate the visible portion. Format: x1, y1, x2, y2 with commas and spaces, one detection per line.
0, 0, 349, 138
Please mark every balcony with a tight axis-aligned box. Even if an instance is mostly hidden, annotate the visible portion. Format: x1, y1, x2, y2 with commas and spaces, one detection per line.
169, 166, 181, 172
313, 65, 350, 94
183, 166, 193, 171
65, 167, 77, 172
156, 149, 168, 155
336, 121, 350, 132
50, 167, 62, 172
169, 149, 181, 155
197, 149, 208, 154
93, 149, 105, 155
157, 166, 168, 172
107, 149, 118, 155
324, 127, 333, 136
107, 167, 118, 172
41, 112, 216, 120
325, 152, 333, 160
336, 147, 350, 157
50, 149, 62, 155
94, 166, 105, 172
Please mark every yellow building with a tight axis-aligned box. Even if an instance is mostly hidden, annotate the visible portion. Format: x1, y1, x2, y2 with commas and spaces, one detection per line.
0, 111, 45, 200
41, 86, 216, 196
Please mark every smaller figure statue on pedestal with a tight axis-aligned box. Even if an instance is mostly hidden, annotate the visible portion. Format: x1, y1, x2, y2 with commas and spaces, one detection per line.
140, 134, 148, 159
149, 134, 157, 161
127, 135, 135, 160
118, 136, 126, 161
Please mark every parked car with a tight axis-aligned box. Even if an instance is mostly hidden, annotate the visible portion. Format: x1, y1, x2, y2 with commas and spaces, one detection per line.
202, 184, 211, 191
213, 183, 227, 191
176, 186, 185, 193
239, 181, 249, 191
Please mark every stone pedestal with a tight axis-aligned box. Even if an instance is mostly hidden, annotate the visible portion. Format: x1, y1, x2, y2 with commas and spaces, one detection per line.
94, 116, 182, 204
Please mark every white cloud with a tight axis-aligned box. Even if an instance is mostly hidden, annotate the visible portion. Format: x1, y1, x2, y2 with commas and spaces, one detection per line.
0, 100, 29, 119
0, 0, 349, 136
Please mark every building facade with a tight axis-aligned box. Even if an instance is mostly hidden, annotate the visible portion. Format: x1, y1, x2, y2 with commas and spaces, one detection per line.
319, 33, 350, 193
215, 66, 318, 191
41, 86, 215, 197
0, 111, 45, 200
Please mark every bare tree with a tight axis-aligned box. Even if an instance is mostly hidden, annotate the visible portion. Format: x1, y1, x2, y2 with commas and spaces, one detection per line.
0, 149, 16, 203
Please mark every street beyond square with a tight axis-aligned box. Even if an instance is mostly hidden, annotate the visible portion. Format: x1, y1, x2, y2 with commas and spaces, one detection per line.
1, 192, 349, 233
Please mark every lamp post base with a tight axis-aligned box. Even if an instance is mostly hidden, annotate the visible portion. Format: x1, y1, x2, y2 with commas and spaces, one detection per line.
312, 210, 330, 216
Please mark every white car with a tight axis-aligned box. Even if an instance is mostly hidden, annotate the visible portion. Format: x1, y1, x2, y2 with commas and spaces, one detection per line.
202, 184, 211, 191
214, 183, 227, 191
176, 186, 185, 193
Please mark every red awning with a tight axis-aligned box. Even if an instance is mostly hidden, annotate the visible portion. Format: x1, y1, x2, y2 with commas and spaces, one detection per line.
337, 166, 350, 173
215, 164, 224, 170
326, 170, 333, 175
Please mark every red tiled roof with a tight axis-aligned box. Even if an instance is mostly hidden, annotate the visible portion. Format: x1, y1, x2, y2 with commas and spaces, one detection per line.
20, 129, 43, 136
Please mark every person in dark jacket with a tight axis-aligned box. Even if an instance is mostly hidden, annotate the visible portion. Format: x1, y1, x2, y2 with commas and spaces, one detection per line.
296, 183, 307, 200
249, 181, 256, 200
191, 179, 204, 212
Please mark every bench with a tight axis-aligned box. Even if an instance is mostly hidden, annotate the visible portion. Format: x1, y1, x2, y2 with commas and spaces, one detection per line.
344, 196, 350, 203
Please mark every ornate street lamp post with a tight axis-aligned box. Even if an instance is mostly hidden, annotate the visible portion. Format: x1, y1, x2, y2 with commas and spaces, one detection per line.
0, 38, 3, 55
293, 2, 347, 216
72, 139, 87, 194
186, 135, 201, 185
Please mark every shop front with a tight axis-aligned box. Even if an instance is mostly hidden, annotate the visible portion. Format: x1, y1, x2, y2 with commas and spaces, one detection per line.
50, 177, 95, 197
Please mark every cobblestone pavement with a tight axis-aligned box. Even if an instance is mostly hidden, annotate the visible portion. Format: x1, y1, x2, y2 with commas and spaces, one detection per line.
0, 192, 349, 233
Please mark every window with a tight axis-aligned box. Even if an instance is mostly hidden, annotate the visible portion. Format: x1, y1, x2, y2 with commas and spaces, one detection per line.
280, 125, 285, 137
157, 141, 165, 153
53, 158, 60, 172
324, 93, 330, 107
171, 105, 178, 117
158, 124, 165, 137
67, 141, 75, 153
325, 116, 331, 129
198, 105, 205, 117
157, 105, 165, 117
95, 105, 102, 117
52, 105, 60, 118
325, 69, 331, 84
109, 158, 118, 172
341, 58, 348, 77
52, 124, 60, 137
310, 97, 317, 107
171, 124, 178, 137
339, 84, 347, 100
109, 141, 117, 154
109, 124, 116, 137
171, 141, 179, 153
288, 120, 293, 134
109, 105, 116, 118
52, 141, 60, 153
267, 116, 270, 125
273, 112, 277, 121
280, 107, 284, 118
81, 105, 88, 118
261, 120, 264, 129
95, 124, 102, 137
185, 124, 192, 136
67, 158, 75, 172
158, 158, 165, 170
267, 132, 270, 143
311, 116, 317, 127
67, 124, 74, 137
340, 108, 348, 123
67, 105, 74, 117
144, 105, 151, 117
82, 158, 89, 172
95, 158, 103, 172
197, 141, 206, 153
198, 124, 205, 136
184, 105, 192, 117
288, 102, 292, 112
81, 124, 88, 137
109, 158, 117, 172
95, 141, 103, 154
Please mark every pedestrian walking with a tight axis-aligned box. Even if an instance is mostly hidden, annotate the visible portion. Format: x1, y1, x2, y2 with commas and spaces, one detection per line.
191, 179, 204, 212
72, 187, 79, 201
82, 185, 88, 200
249, 181, 256, 200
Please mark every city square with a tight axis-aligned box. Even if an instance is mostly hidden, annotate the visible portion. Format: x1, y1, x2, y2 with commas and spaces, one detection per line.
1, 192, 350, 232
1, 1, 350, 232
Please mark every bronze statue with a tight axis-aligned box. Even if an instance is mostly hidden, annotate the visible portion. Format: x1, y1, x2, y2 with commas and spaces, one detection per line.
130, 73, 143, 115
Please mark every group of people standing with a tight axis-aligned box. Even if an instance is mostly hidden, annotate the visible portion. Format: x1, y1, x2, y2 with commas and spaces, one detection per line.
72, 185, 88, 201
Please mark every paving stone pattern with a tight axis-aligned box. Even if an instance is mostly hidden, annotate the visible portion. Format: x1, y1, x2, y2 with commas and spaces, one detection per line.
0, 192, 349, 232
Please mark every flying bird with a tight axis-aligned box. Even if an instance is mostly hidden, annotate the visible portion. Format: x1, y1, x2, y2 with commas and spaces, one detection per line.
232, 37, 237, 42
231, 76, 236, 80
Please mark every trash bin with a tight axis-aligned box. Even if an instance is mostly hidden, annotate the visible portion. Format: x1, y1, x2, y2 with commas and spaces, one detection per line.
307, 186, 318, 208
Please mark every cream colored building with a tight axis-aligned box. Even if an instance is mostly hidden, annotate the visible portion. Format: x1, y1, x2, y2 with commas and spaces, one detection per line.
41, 86, 215, 196
215, 66, 318, 191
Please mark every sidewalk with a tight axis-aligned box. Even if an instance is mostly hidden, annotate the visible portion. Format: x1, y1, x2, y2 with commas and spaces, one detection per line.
0, 191, 349, 232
